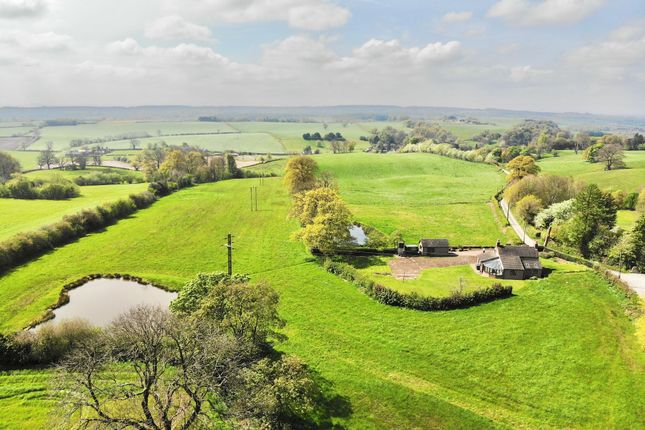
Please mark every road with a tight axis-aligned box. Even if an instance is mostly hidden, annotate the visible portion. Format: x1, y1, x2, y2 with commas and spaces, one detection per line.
499, 199, 645, 297
498, 198, 536, 247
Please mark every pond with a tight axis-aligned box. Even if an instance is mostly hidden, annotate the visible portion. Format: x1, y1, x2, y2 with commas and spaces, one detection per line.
46, 278, 177, 327
349, 224, 367, 245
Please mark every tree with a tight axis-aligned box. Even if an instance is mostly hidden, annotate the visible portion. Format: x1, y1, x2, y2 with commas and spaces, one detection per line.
562, 184, 616, 257
574, 132, 591, 154
37, 149, 58, 170
284, 156, 318, 195
638, 189, 645, 212
293, 188, 352, 253
225, 153, 241, 178
626, 133, 644, 150
368, 127, 408, 152
608, 214, 645, 271
596, 144, 625, 171
0, 151, 21, 183
516, 195, 543, 225
507, 155, 540, 182
129, 138, 140, 150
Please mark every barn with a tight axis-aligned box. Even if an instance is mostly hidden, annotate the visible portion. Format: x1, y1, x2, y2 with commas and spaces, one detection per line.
418, 239, 450, 256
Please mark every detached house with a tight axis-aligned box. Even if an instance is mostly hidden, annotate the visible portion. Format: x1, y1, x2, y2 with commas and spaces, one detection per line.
476, 242, 542, 280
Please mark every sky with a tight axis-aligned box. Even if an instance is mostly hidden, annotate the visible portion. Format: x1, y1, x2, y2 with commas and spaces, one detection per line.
0, 0, 643, 115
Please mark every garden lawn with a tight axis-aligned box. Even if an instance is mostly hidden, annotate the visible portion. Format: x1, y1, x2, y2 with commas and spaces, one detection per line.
0, 176, 643, 429
538, 150, 645, 193
349, 257, 586, 297
0, 182, 147, 241
617, 210, 640, 231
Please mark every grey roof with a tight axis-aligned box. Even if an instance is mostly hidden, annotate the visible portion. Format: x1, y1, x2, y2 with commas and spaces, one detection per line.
419, 239, 449, 248
483, 259, 502, 271
497, 245, 539, 258
478, 245, 542, 271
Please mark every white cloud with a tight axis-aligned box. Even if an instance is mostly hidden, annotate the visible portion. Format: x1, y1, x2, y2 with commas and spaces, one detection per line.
107, 38, 143, 55
0, 0, 47, 18
107, 38, 231, 67
0, 30, 72, 51
442, 11, 472, 24
74, 61, 147, 79
352, 39, 461, 64
145, 15, 212, 41
167, 0, 350, 30
509, 65, 552, 82
488, 0, 605, 26
568, 21, 645, 81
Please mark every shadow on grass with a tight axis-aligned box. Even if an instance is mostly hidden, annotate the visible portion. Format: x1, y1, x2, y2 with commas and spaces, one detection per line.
335, 255, 384, 270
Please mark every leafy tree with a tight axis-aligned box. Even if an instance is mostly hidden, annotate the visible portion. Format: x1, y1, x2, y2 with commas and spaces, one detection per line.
582, 142, 604, 162
607, 214, 645, 271
534, 199, 574, 229
626, 133, 644, 150
562, 184, 616, 257
500, 120, 560, 146
368, 126, 408, 152
623, 192, 639, 211
129, 138, 140, 150
295, 188, 352, 254
0, 151, 21, 183
507, 155, 540, 182
37, 148, 58, 170
516, 194, 543, 225
574, 132, 591, 154
638, 189, 645, 212
284, 156, 318, 195
596, 144, 626, 171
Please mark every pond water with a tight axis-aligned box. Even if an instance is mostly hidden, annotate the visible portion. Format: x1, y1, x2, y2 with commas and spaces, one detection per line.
349, 225, 367, 245
47, 278, 177, 327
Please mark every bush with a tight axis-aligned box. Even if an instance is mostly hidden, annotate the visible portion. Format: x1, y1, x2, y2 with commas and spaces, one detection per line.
322, 259, 512, 311
1, 319, 98, 366
74, 171, 142, 186
516, 194, 543, 225
0, 175, 79, 200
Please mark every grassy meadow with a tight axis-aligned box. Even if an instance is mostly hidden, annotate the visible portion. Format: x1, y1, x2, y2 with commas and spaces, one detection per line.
0, 168, 147, 240
0, 170, 642, 429
538, 150, 645, 193
5, 151, 41, 171
252, 153, 518, 244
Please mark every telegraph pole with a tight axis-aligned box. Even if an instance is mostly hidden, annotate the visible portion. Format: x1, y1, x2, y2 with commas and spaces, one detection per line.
225, 234, 233, 276
250, 186, 258, 211
254, 186, 258, 211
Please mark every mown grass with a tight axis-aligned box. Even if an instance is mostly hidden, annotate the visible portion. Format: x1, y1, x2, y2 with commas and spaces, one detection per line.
4, 151, 42, 171
0, 181, 147, 241
538, 150, 645, 193
617, 210, 640, 231
0, 172, 643, 429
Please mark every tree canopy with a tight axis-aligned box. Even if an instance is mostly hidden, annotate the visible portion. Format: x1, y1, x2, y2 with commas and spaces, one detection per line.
284, 156, 319, 195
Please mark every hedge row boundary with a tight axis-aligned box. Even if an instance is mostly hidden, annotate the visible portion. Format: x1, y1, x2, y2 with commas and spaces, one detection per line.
321, 259, 513, 311
0, 190, 158, 275
26, 273, 172, 330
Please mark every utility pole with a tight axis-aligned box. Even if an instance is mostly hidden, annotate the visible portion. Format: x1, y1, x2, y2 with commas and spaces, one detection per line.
225, 234, 233, 276
249, 186, 258, 211
254, 186, 258, 211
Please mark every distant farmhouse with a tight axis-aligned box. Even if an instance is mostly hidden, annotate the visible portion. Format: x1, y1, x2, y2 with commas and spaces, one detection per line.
476, 242, 542, 280
397, 238, 450, 256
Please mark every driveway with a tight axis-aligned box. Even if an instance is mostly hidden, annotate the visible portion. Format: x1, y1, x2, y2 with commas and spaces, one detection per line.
389, 250, 483, 280
499, 199, 536, 247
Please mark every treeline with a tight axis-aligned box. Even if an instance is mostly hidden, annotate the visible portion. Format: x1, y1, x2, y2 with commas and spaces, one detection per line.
322, 259, 513, 311
70, 131, 151, 147
73, 171, 143, 186
302, 132, 346, 142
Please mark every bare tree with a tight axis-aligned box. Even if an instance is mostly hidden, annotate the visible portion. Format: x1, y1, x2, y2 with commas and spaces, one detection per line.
56, 307, 245, 430
596, 144, 626, 171
130, 139, 140, 150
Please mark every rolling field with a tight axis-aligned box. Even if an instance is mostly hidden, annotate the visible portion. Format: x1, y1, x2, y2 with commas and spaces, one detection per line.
4, 151, 41, 171
29, 121, 240, 150
315, 153, 517, 244
538, 150, 645, 193
0, 173, 642, 429
0, 172, 147, 241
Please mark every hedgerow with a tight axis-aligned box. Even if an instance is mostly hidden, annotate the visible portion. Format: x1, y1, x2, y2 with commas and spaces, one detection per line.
322, 259, 513, 311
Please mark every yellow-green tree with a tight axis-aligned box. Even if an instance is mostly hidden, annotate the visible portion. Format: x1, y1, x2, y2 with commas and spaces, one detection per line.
284, 156, 318, 195
294, 188, 352, 254
507, 155, 540, 182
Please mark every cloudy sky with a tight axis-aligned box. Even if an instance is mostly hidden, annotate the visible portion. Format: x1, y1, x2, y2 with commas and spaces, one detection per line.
0, 0, 643, 115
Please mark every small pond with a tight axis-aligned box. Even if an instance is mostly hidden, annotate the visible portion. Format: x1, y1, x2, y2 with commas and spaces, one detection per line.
46, 278, 177, 328
349, 225, 367, 245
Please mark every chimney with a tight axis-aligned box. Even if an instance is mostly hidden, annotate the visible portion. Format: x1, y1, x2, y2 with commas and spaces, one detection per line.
496, 239, 501, 248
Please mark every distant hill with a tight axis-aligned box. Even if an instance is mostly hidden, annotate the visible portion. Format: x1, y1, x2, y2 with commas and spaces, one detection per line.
1, 105, 643, 133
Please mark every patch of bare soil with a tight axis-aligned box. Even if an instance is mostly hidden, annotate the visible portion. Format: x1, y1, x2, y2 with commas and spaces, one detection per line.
388, 250, 483, 280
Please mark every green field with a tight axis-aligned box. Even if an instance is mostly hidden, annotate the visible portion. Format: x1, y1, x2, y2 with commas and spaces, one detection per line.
538, 150, 645, 193
0, 169, 147, 240
617, 210, 640, 231
29, 121, 240, 150
0, 126, 35, 137
0, 167, 642, 428
5, 151, 41, 171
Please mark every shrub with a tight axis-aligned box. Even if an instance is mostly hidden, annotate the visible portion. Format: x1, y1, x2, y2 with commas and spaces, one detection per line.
623, 192, 638, 211
0, 175, 79, 200
74, 171, 142, 186
516, 194, 543, 225
129, 191, 157, 209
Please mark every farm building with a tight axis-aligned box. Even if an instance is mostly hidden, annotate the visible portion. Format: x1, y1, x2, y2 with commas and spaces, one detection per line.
476, 243, 542, 280
418, 239, 450, 256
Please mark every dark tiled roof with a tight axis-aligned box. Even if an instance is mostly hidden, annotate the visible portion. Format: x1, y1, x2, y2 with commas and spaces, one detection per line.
420, 239, 449, 248
500, 255, 525, 270
521, 257, 542, 270
497, 245, 539, 258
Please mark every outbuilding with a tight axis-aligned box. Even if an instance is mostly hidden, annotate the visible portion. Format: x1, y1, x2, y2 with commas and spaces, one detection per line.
418, 239, 450, 256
